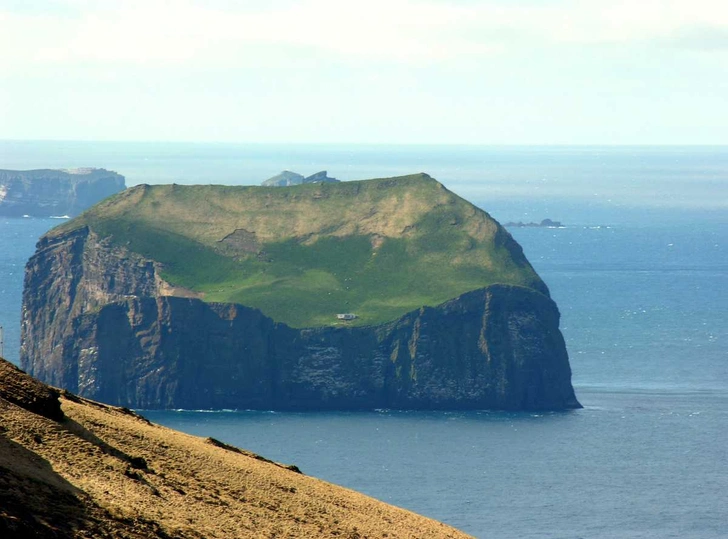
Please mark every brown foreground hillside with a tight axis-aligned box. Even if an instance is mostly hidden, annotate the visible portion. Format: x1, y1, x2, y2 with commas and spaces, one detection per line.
0, 358, 472, 539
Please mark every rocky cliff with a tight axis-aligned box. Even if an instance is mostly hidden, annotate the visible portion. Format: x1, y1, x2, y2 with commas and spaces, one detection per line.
21, 224, 579, 411
0, 168, 125, 217
0, 357, 472, 538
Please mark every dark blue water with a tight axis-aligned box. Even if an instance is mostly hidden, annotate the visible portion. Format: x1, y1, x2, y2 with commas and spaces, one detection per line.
520, 225, 728, 393
0, 217, 60, 362
1, 144, 726, 537
143, 390, 727, 539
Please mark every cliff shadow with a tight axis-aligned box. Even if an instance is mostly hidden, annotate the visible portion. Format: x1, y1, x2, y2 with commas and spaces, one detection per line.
58, 408, 151, 473
0, 434, 96, 538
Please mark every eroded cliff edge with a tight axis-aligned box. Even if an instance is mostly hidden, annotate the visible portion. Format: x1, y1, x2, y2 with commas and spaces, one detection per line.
21, 225, 580, 410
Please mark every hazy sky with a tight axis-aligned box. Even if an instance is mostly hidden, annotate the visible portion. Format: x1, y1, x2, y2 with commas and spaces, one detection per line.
1, 0, 727, 144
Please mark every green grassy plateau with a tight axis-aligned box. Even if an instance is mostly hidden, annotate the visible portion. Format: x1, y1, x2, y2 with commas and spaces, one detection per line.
55, 174, 545, 328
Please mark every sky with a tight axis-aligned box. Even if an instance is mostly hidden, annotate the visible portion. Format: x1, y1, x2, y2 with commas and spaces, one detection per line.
1, 0, 727, 144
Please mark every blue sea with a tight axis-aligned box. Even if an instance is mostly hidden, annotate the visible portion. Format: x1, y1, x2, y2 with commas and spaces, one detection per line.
1, 143, 726, 538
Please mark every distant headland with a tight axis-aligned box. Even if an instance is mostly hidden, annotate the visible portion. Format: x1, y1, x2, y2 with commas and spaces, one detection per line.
0, 168, 125, 217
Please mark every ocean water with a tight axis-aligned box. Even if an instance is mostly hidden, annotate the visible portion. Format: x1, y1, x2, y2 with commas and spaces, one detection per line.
0, 217, 59, 362
1, 143, 726, 537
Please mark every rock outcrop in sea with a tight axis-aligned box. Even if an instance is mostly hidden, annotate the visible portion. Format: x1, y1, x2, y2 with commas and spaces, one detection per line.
0, 168, 126, 217
20, 174, 580, 411
504, 218, 564, 228
262, 170, 339, 186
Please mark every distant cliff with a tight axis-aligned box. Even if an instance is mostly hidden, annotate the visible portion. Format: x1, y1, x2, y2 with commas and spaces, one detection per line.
0, 168, 125, 217
21, 175, 580, 411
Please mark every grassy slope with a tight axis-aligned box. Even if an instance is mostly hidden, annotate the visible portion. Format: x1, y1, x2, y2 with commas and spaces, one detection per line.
54, 174, 544, 327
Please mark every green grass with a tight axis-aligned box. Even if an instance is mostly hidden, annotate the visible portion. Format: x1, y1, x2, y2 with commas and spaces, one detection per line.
56, 174, 546, 327
91, 218, 240, 290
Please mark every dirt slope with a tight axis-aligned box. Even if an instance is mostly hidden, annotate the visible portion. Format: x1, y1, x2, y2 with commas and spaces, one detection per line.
0, 358, 472, 538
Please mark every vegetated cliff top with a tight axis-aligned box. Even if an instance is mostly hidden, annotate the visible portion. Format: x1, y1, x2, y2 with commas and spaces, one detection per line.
51, 173, 546, 328
0, 357, 472, 538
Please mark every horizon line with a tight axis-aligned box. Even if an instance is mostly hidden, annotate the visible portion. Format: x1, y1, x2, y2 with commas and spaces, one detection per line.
1, 139, 727, 148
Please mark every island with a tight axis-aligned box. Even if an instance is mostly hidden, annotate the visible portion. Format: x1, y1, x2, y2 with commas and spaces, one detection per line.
0, 356, 471, 538
20, 173, 580, 411
0, 168, 126, 217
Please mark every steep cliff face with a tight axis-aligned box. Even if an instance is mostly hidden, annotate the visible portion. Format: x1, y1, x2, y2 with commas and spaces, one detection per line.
22, 227, 579, 410
0, 168, 125, 217
21, 226, 158, 389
